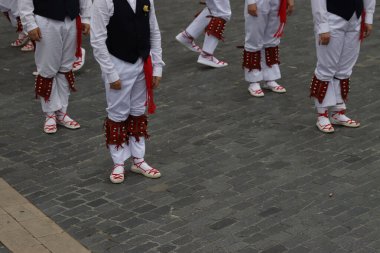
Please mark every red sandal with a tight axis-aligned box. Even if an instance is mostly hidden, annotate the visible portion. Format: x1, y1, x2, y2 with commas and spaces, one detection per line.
56, 112, 80, 129
131, 158, 161, 179
44, 114, 57, 134
110, 164, 125, 184
316, 111, 334, 133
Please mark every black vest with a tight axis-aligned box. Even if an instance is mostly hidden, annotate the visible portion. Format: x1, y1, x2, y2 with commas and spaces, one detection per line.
327, 0, 363, 21
33, 0, 79, 21
106, 0, 151, 64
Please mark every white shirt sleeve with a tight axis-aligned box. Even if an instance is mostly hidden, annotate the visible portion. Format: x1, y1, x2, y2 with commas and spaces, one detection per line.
311, 0, 330, 34
247, 0, 257, 5
90, 0, 120, 84
364, 0, 376, 24
149, 0, 165, 77
80, 0, 92, 24
18, 0, 38, 32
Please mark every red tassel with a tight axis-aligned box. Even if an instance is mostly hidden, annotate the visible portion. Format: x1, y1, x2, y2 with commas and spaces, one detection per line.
360, 11, 366, 42
143, 56, 156, 114
274, 0, 287, 38
75, 16, 82, 58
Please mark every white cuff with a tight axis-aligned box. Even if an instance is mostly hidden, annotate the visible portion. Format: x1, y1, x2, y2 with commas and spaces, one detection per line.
106, 71, 120, 84
365, 13, 373, 24
81, 17, 90, 25
317, 23, 330, 34
153, 66, 162, 77
247, 0, 257, 5
26, 22, 38, 33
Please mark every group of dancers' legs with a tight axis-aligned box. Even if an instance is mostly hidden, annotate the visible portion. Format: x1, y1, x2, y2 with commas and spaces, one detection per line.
176, 0, 375, 134
3, 0, 376, 184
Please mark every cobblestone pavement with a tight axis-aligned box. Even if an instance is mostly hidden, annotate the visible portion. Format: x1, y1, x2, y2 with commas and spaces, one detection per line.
1, 1, 380, 252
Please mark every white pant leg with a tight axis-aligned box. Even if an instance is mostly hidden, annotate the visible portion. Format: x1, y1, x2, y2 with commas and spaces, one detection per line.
104, 56, 143, 122
206, 0, 231, 21
202, 34, 219, 55
314, 13, 360, 108
105, 57, 144, 164
202, 0, 231, 54
35, 15, 65, 113
186, 7, 210, 39
331, 15, 361, 111
129, 70, 148, 158
334, 17, 361, 79
8, 0, 18, 18
262, 0, 281, 81
54, 18, 76, 113
244, 0, 267, 83
109, 145, 131, 165
314, 13, 346, 108
130, 137, 145, 158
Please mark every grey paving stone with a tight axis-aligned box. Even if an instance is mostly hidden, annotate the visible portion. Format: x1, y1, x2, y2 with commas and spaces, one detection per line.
1, 0, 380, 252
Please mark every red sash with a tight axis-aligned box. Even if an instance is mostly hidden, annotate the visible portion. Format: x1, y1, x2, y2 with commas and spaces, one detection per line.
274, 0, 287, 38
143, 56, 156, 114
75, 16, 82, 58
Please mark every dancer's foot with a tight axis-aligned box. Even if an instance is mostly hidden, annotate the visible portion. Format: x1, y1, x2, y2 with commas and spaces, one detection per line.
248, 82, 264, 97
175, 31, 202, 53
56, 111, 80, 129
330, 110, 360, 128
131, 158, 161, 179
11, 33, 29, 47
110, 164, 125, 184
262, 81, 286, 93
316, 110, 334, 133
20, 40, 34, 52
197, 52, 228, 68
44, 114, 57, 134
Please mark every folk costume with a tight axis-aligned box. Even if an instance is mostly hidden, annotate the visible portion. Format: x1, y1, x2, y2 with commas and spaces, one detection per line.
244, 0, 290, 97
19, 0, 91, 134
175, 0, 231, 68
310, 0, 376, 133
0, 0, 34, 51
91, 0, 164, 183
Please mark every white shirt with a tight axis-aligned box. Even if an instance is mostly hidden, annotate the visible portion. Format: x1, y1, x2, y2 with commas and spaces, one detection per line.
90, 0, 164, 83
18, 0, 92, 32
311, 0, 376, 34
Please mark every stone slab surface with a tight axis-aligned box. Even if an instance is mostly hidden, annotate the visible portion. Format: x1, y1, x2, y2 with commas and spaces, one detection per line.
1, 1, 380, 252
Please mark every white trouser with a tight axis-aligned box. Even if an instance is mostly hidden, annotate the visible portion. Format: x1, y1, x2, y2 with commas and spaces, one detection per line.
104, 55, 147, 165
244, 0, 281, 83
35, 15, 77, 113
206, 0, 231, 21
185, 0, 231, 55
314, 12, 361, 109
0, 1, 21, 31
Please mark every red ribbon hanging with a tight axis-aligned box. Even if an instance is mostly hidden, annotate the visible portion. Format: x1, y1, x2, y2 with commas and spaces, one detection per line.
143, 56, 156, 114
75, 16, 82, 58
274, 0, 287, 38
359, 11, 366, 42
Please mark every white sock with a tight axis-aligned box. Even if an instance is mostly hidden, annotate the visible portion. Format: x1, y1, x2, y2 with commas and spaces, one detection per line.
133, 157, 152, 172
45, 112, 56, 125
266, 81, 279, 88
112, 164, 124, 174
249, 82, 261, 91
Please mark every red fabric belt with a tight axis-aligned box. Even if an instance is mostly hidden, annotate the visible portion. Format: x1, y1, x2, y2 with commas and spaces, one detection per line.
143, 56, 156, 114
